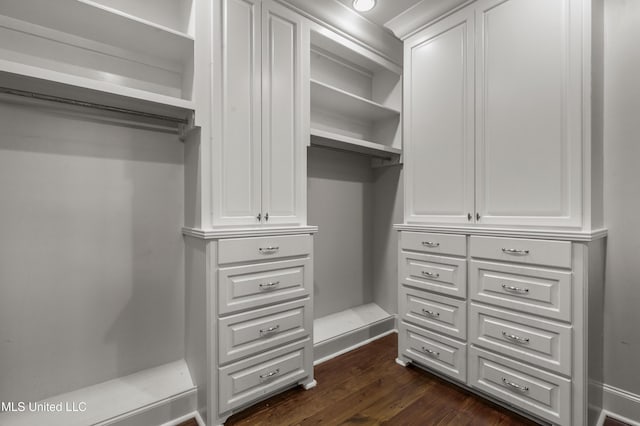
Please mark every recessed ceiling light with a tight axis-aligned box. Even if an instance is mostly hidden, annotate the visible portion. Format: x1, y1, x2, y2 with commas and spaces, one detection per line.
353, 0, 376, 12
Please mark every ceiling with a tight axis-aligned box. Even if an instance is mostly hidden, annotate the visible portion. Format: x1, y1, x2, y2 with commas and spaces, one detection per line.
335, 0, 423, 28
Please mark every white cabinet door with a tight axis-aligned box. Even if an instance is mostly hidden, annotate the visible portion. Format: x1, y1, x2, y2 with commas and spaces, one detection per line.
261, 0, 306, 226
474, 0, 582, 227
404, 8, 475, 224
213, 0, 262, 226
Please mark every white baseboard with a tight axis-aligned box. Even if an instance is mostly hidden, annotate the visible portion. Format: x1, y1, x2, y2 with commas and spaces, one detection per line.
603, 383, 640, 425
0, 360, 197, 426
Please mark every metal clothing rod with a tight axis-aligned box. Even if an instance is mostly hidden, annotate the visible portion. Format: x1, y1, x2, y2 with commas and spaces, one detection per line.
0, 86, 189, 125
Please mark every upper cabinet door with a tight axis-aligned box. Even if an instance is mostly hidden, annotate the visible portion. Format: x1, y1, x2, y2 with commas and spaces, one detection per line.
475, 0, 582, 227
261, 0, 306, 226
404, 8, 475, 225
213, 0, 263, 226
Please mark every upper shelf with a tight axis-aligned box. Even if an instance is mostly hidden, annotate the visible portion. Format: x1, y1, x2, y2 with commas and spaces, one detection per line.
0, 0, 195, 121
0, 0, 194, 64
0, 61, 195, 122
310, 128, 402, 159
310, 79, 400, 122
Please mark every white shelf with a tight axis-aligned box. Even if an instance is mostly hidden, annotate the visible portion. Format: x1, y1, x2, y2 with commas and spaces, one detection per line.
310, 128, 401, 159
0, 0, 193, 65
313, 303, 393, 344
0, 61, 195, 121
310, 79, 400, 122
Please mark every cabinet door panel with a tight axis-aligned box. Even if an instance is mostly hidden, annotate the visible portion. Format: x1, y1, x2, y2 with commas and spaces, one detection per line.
475, 0, 582, 227
404, 8, 474, 224
214, 0, 262, 226
261, 1, 306, 225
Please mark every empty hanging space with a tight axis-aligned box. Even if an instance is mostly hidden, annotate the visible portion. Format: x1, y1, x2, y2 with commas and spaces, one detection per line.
308, 144, 402, 363
0, 0, 195, 117
309, 26, 402, 160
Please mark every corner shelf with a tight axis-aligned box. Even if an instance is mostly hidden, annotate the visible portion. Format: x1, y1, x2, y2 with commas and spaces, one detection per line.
310, 128, 401, 160
310, 79, 400, 122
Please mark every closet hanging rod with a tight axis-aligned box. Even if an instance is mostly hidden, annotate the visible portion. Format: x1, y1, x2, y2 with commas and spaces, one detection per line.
0, 86, 189, 125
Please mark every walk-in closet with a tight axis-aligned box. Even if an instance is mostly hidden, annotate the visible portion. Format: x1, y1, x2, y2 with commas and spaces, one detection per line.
1, 1, 640, 426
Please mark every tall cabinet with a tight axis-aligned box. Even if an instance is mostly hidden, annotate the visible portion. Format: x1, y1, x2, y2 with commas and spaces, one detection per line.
211, 0, 306, 227
185, 1, 316, 425
392, 0, 605, 425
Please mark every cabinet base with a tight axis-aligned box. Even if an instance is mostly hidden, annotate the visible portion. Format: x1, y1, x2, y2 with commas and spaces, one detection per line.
301, 379, 318, 390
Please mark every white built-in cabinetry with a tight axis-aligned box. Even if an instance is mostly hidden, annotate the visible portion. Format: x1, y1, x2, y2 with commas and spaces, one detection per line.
403, 0, 586, 228
211, 0, 306, 227
393, 0, 606, 425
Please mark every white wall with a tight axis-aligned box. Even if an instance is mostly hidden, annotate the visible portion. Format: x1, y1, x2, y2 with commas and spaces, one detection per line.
603, 0, 640, 410
0, 99, 185, 403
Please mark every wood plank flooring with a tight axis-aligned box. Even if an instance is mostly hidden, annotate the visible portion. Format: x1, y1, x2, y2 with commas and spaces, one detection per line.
181, 333, 629, 425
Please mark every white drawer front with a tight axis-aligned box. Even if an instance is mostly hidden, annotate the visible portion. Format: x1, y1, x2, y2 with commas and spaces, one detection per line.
400, 252, 467, 298
218, 258, 311, 315
399, 285, 467, 340
469, 303, 572, 375
218, 339, 310, 413
218, 299, 311, 365
469, 347, 571, 425
218, 234, 312, 264
470, 236, 571, 268
469, 260, 572, 322
401, 231, 466, 257
400, 321, 467, 382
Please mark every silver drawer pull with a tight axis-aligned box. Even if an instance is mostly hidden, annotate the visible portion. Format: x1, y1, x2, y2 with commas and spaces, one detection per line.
259, 246, 280, 254
421, 271, 440, 278
501, 248, 530, 255
421, 347, 440, 357
502, 377, 529, 392
259, 281, 280, 290
259, 369, 280, 380
422, 309, 440, 318
501, 284, 530, 294
259, 325, 280, 334
502, 331, 530, 344
422, 241, 440, 247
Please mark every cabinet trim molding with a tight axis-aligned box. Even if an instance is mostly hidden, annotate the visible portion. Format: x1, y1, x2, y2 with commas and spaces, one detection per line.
182, 226, 318, 240
393, 224, 607, 242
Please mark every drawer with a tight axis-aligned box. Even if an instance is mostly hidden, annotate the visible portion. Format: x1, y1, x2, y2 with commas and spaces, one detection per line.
218, 234, 312, 264
469, 347, 571, 425
400, 231, 466, 257
470, 236, 571, 269
218, 299, 311, 365
469, 303, 572, 375
400, 321, 467, 382
399, 285, 467, 340
219, 339, 311, 413
469, 260, 571, 322
218, 258, 311, 315
400, 252, 467, 298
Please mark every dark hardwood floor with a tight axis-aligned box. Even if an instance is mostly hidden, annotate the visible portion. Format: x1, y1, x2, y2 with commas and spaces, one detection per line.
180, 333, 629, 425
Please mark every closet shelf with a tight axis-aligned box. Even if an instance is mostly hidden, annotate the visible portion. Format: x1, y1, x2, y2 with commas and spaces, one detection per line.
310, 79, 400, 122
310, 128, 401, 159
0, 0, 193, 64
0, 63, 195, 122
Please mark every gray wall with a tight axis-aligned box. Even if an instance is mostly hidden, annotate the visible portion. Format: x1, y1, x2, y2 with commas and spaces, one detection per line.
604, 0, 640, 398
0, 100, 185, 402
372, 166, 403, 315
308, 146, 374, 318
308, 146, 402, 318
